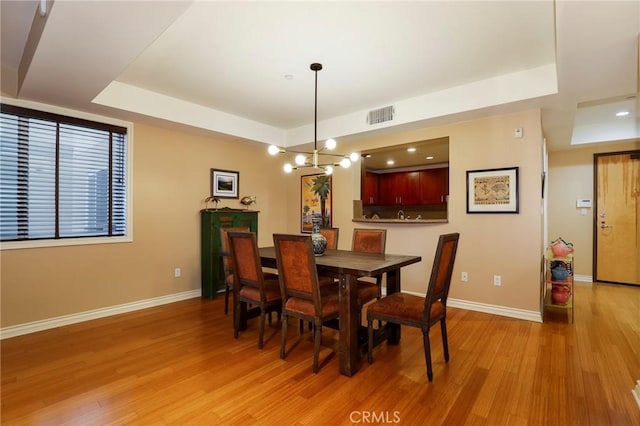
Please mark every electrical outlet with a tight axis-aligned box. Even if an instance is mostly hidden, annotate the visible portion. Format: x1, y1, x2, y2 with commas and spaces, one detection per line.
493, 275, 501, 286
461, 272, 468, 282
174, 268, 181, 278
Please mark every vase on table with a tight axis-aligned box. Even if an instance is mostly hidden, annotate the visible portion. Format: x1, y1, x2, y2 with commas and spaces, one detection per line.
311, 218, 327, 256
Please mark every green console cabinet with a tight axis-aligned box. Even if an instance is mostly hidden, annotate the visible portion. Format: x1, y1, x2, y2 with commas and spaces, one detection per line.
200, 208, 259, 298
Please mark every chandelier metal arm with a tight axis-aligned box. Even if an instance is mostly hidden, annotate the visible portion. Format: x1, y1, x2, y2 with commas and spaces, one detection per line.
268, 62, 358, 175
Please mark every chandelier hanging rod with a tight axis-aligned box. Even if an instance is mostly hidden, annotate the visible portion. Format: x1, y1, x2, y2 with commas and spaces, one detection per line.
267, 62, 359, 175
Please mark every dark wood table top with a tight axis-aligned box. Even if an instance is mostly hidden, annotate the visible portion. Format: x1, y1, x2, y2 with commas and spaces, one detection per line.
259, 247, 421, 277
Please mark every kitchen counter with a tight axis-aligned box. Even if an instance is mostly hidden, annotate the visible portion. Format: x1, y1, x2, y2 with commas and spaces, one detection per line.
352, 218, 448, 224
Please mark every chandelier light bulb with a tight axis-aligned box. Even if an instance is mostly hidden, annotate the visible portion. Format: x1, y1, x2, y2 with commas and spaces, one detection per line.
270, 63, 361, 174
295, 154, 307, 166
268, 145, 281, 155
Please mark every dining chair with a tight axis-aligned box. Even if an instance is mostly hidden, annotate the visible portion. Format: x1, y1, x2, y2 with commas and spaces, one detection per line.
366, 232, 460, 381
221, 226, 250, 315
228, 231, 282, 349
273, 233, 340, 373
352, 228, 387, 306
319, 227, 339, 250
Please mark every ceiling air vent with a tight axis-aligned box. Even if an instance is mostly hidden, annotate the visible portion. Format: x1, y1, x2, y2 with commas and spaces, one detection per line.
367, 105, 395, 125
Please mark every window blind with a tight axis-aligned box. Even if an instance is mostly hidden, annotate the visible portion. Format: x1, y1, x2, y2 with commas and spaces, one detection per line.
0, 104, 127, 242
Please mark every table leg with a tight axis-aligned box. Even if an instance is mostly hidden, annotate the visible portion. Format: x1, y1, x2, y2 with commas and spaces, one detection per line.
338, 273, 359, 376
385, 268, 402, 344
239, 301, 248, 331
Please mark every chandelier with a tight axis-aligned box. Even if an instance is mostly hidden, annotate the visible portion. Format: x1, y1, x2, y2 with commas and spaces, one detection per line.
268, 63, 358, 175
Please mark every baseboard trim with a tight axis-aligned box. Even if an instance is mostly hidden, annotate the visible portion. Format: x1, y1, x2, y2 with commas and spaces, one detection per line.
383, 289, 542, 322
574, 275, 593, 283
1, 289, 201, 340
446, 298, 543, 323
2, 288, 544, 339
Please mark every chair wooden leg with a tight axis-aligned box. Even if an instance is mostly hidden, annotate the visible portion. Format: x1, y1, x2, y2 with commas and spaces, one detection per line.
233, 300, 240, 339
423, 330, 433, 381
258, 307, 266, 349
376, 276, 383, 328
280, 313, 288, 359
313, 323, 321, 373
367, 316, 374, 364
440, 318, 449, 362
224, 285, 230, 315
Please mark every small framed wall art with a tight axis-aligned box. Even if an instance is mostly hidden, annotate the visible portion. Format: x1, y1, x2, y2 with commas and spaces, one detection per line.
466, 167, 519, 213
211, 169, 239, 199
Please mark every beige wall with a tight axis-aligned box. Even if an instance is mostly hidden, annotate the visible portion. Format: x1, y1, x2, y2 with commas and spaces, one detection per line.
0, 122, 290, 327
547, 140, 640, 277
284, 109, 545, 313
1, 108, 545, 328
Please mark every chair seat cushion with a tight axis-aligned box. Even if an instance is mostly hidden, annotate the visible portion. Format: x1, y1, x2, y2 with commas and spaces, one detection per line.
356, 282, 379, 305
285, 293, 339, 318
367, 293, 445, 324
238, 278, 281, 303
229, 271, 277, 286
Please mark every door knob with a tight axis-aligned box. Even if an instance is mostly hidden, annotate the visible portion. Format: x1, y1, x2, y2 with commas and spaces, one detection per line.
600, 221, 613, 229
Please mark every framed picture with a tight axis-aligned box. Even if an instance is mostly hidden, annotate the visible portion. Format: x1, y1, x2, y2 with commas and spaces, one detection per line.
301, 174, 332, 233
466, 167, 519, 213
211, 169, 239, 199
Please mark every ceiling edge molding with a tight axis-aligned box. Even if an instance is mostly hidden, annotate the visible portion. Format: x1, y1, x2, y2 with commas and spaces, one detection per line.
93, 81, 287, 146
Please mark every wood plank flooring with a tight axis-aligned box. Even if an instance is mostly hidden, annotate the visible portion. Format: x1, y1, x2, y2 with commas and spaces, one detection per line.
2, 282, 639, 425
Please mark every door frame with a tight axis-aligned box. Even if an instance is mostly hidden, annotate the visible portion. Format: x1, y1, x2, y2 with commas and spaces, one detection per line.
592, 149, 640, 284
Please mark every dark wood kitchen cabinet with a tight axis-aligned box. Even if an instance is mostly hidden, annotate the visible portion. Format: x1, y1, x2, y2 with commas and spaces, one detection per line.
363, 171, 380, 205
420, 168, 449, 204
363, 167, 448, 206
379, 171, 421, 205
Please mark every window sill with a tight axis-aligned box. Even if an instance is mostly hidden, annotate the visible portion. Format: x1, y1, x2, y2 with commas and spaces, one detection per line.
1, 235, 132, 250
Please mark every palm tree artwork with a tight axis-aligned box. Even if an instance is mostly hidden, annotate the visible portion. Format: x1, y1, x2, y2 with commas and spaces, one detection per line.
301, 174, 332, 232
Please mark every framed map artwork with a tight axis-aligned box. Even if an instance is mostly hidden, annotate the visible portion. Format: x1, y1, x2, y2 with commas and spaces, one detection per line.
466, 167, 519, 213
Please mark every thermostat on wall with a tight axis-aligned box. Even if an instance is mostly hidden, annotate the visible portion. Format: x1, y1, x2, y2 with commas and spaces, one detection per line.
576, 199, 592, 208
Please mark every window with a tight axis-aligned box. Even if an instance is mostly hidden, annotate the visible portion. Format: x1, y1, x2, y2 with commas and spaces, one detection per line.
0, 103, 128, 244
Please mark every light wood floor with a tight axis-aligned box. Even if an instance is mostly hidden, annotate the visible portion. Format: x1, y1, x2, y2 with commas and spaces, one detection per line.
2, 282, 639, 425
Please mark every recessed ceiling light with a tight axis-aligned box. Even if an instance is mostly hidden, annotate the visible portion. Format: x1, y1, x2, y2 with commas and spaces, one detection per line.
407, 147, 416, 153
426, 156, 434, 160
386, 160, 395, 165
616, 111, 630, 117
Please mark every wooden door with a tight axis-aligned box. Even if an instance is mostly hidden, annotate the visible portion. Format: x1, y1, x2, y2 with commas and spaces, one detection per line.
595, 151, 640, 285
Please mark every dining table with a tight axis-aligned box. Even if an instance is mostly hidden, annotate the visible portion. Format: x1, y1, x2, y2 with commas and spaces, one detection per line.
259, 247, 421, 377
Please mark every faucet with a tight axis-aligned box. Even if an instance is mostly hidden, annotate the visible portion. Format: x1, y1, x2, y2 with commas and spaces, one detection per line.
397, 210, 405, 220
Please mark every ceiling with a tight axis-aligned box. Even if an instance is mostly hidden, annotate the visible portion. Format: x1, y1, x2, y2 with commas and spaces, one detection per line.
1, 1, 638, 155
